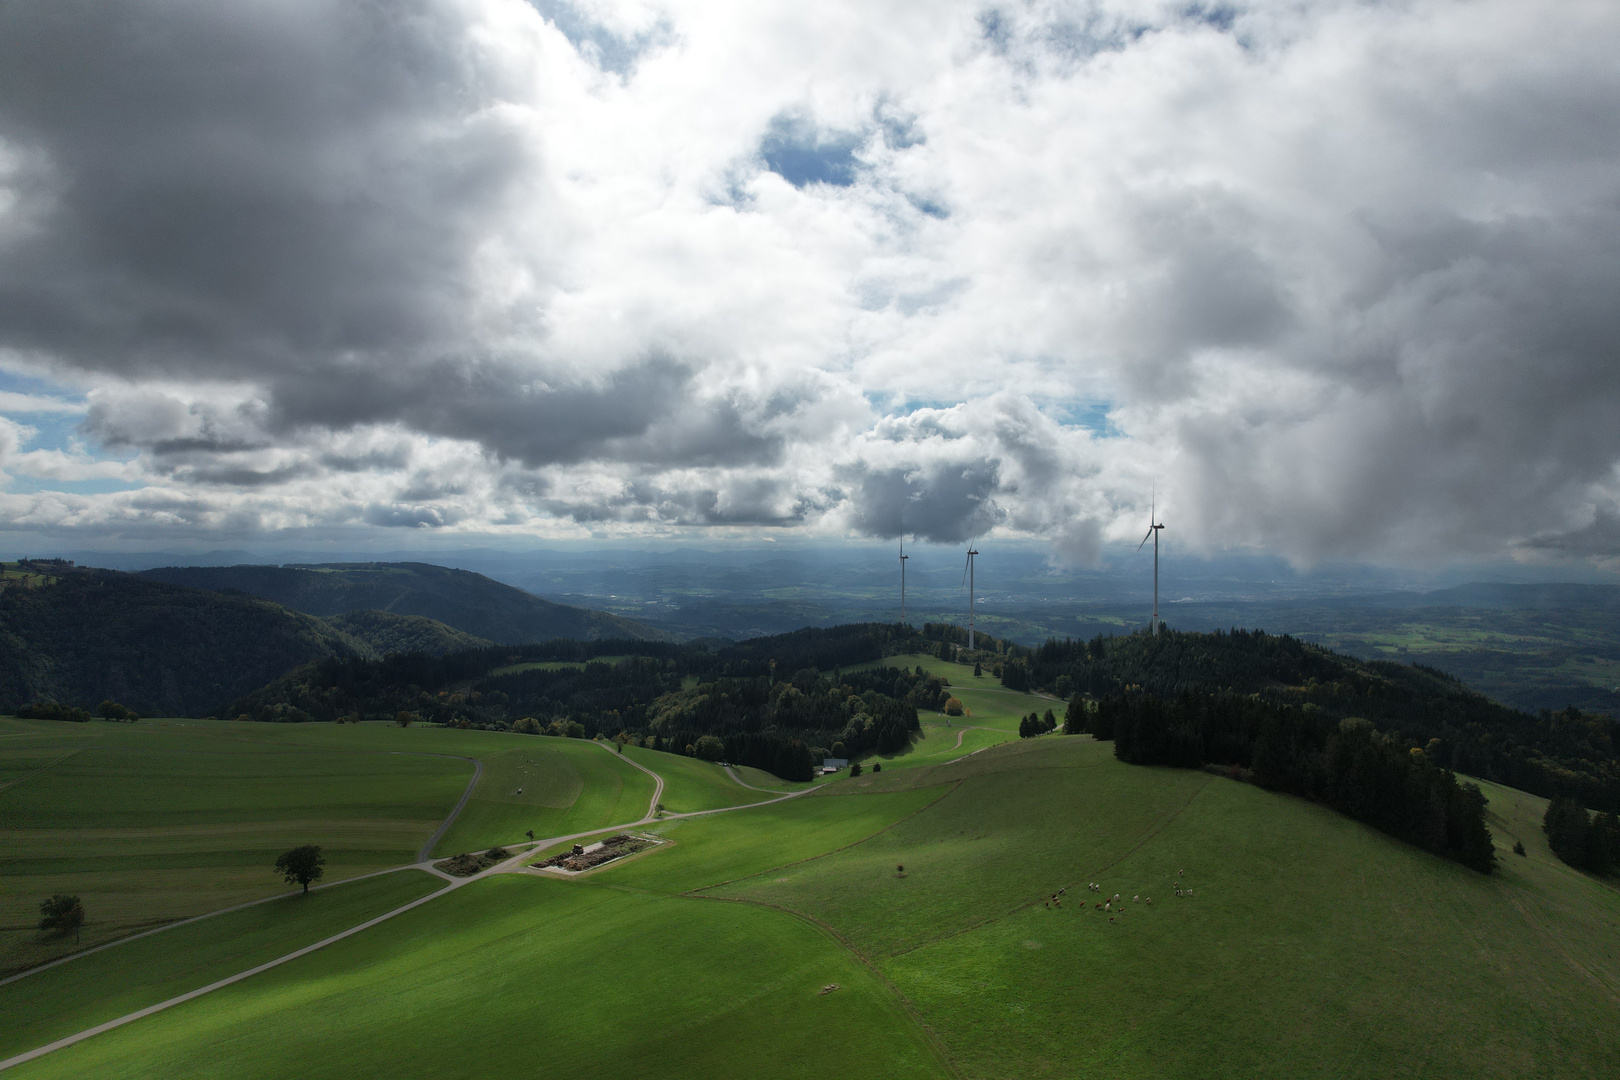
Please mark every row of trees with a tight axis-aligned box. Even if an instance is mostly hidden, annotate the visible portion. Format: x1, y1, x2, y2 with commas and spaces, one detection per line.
1018, 710, 1056, 738
1075, 690, 1496, 873
1543, 797, 1620, 874
15, 699, 139, 723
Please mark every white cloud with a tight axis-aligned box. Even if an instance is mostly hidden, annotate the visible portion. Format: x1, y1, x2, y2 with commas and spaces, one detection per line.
0, 0, 1618, 560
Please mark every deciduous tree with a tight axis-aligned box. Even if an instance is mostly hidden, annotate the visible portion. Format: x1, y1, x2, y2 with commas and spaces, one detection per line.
38, 893, 84, 940
275, 844, 325, 893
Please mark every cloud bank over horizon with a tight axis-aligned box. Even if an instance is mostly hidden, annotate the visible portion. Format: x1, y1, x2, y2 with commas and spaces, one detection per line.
2, 0, 1619, 567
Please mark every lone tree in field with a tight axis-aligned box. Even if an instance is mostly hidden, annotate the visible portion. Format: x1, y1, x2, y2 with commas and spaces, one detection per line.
38, 894, 84, 940
276, 845, 326, 893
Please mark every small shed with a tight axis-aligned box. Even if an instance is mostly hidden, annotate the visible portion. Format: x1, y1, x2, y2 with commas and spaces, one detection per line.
822, 758, 849, 772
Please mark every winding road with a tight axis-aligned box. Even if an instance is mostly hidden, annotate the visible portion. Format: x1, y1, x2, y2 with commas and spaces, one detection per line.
0, 740, 818, 1072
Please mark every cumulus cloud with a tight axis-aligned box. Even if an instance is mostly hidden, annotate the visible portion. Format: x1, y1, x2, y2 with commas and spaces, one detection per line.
1, 0, 1618, 562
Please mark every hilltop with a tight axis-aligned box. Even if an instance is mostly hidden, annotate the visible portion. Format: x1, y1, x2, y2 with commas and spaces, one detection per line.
0, 568, 364, 717
138, 562, 669, 645
0, 560, 658, 717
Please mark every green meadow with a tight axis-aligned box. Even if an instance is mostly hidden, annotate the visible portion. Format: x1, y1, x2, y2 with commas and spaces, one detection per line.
0, 717, 470, 974
424, 738, 654, 856
618, 746, 774, 814
0, 870, 442, 1061
4, 695, 1618, 1078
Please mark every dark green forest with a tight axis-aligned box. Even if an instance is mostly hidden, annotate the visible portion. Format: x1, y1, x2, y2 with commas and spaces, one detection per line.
223, 625, 947, 780
1021, 629, 1620, 814
0, 570, 364, 716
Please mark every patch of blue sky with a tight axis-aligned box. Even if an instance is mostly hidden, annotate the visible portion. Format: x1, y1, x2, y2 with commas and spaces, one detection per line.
5, 474, 141, 496
0, 367, 85, 412
1053, 398, 1124, 439
760, 115, 862, 188
525, 0, 670, 77
866, 390, 948, 412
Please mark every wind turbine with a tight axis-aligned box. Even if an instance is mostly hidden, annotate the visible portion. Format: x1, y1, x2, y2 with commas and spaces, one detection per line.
899, 537, 909, 624
962, 544, 980, 650
1137, 495, 1165, 636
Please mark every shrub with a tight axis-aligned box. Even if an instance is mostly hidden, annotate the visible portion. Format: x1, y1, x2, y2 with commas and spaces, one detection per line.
943, 697, 964, 716
849, 762, 863, 777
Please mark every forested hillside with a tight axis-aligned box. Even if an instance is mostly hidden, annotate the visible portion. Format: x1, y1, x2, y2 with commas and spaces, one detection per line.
321, 609, 491, 656
224, 624, 950, 779
0, 570, 362, 716
1019, 629, 1620, 813
139, 563, 669, 644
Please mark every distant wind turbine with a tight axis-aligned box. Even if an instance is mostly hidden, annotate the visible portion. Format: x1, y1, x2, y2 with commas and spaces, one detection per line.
1137, 494, 1165, 637
899, 537, 909, 623
962, 544, 980, 650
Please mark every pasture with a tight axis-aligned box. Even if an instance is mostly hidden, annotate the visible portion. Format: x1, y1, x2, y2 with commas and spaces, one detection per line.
617, 746, 773, 814
424, 739, 654, 856
0, 717, 470, 973
5, 703, 1618, 1079
0, 870, 441, 1061
9, 875, 949, 1080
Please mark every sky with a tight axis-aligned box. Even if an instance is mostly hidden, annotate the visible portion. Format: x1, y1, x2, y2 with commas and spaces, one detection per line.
2, 0, 1619, 572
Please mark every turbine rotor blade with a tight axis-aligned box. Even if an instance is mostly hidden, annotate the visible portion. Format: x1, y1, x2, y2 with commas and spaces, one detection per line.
1137, 527, 1155, 551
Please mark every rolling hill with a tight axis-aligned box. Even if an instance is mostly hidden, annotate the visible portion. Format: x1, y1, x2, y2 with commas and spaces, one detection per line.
1, 716, 1615, 1079
138, 562, 669, 645
0, 569, 363, 717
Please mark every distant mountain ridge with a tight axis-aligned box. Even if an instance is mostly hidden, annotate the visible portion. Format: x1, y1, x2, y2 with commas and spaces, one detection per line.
0, 568, 363, 716
137, 562, 670, 645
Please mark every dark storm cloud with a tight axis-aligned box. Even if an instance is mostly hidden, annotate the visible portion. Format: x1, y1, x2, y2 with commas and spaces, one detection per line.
267, 356, 699, 467
843, 460, 1003, 544
0, 2, 521, 378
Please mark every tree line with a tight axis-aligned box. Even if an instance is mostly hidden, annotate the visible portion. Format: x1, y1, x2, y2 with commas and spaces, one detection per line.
1019, 628, 1620, 814
1075, 690, 1495, 872
218, 625, 948, 780
1542, 797, 1620, 875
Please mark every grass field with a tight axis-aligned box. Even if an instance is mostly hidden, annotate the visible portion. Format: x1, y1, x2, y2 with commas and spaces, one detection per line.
428, 738, 656, 856
0, 870, 442, 1061
6, 707, 1619, 1078
617, 746, 773, 814
9, 875, 949, 1080
0, 718, 471, 974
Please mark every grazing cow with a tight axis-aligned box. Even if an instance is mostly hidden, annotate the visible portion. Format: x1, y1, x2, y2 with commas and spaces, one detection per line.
1095, 902, 1103, 909
1105, 901, 1111, 911
1133, 895, 1140, 902
1146, 897, 1153, 905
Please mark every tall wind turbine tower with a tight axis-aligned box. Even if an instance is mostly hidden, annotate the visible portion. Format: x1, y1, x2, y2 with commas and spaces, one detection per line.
1137, 497, 1165, 636
899, 537, 909, 623
963, 545, 980, 650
